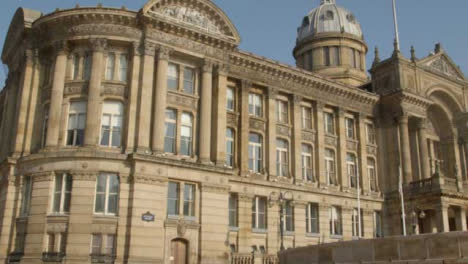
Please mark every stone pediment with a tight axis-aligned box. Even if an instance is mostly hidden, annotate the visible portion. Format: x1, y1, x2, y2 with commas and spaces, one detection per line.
141, 0, 240, 46
419, 53, 465, 81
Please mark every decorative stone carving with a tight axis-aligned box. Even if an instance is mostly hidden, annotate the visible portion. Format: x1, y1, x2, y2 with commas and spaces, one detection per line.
102, 83, 127, 98
53, 40, 70, 55
202, 59, 214, 73
32, 171, 54, 182
47, 223, 68, 234
133, 174, 167, 186
150, 6, 222, 35
132, 41, 142, 56
64, 83, 88, 96
167, 93, 197, 110
276, 125, 291, 137
92, 224, 117, 234
157, 45, 172, 60
89, 38, 108, 52
293, 94, 302, 103
366, 145, 378, 156
143, 42, 157, 57
302, 131, 316, 142
68, 24, 142, 40
346, 140, 358, 151
325, 135, 337, 147
70, 171, 98, 181
201, 183, 230, 194
216, 63, 230, 76
249, 118, 265, 131
426, 56, 462, 80
177, 220, 187, 237
267, 87, 278, 99
226, 112, 238, 127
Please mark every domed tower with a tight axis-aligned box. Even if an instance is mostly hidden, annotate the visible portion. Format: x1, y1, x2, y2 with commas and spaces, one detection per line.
293, 0, 368, 86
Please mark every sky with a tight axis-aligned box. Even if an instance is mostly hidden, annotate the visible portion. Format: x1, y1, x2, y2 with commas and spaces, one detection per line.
0, 0, 467, 88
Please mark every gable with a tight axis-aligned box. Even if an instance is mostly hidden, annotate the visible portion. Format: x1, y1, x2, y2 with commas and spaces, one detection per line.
419, 53, 465, 81
141, 0, 240, 46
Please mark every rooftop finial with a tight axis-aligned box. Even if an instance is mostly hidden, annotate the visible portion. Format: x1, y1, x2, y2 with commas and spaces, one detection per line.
373, 46, 381, 67
410, 46, 416, 62
321, 0, 336, 5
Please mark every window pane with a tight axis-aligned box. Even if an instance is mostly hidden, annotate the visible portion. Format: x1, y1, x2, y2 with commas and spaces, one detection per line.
167, 64, 179, 90
167, 182, 179, 216
91, 234, 102, 255
95, 194, 105, 213
119, 54, 128, 82
107, 194, 118, 214
97, 175, 106, 192
227, 88, 234, 110
183, 68, 194, 94
106, 53, 115, 80
109, 175, 119, 193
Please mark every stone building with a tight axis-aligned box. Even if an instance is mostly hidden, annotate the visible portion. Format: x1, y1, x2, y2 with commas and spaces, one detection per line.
0, 0, 466, 263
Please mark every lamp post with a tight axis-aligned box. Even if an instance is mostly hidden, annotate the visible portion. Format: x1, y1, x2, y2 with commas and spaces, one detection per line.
269, 190, 293, 251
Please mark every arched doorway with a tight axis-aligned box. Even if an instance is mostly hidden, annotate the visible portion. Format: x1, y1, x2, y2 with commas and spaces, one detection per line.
171, 239, 188, 264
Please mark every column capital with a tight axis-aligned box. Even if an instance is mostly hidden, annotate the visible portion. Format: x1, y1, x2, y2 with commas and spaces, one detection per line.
143, 42, 157, 56
53, 40, 70, 55
88, 38, 108, 52
357, 112, 368, 121
241, 80, 252, 92
24, 49, 35, 67
131, 41, 143, 56
202, 59, 214, 73
238, 193, 255, 202
417, 118, 428, 129
397, 113, 409, 124
266, 87, 278, 99
293, 94, 302, 104
216, 63, 229, 76
337, 107, 346, 117
157, 45, 172, 60
315, 101, 325, 111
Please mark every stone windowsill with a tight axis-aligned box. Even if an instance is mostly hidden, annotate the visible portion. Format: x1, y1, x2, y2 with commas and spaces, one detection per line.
167, 89, 199, 99
252, 228, 268, 234
284, 231, 295, 236
229, 226, 240, 232
47, 214, 70, 222
92, 215, 119, 224
330, 234, 343, 240
306, 232, 321, 238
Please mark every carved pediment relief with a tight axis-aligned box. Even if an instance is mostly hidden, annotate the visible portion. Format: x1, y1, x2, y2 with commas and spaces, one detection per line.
422, 54, 465, 81
142, 0, 240, 45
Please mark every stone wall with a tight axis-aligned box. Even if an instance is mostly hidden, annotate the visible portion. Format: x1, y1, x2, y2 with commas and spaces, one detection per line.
279, 232, 468, 264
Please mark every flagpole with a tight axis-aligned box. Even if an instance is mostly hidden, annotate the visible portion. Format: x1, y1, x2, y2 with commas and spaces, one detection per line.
399, 165, 407, 236
392, 0, 400, 51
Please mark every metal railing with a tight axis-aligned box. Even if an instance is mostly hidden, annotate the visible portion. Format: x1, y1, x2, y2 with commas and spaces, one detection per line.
231, 253, 254, 264
262, 254, 279, 264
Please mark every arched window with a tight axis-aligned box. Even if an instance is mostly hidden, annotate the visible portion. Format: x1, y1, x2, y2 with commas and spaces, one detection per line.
325, 149, 336, 185
302, 144, 314, 182
180, 113, 193, 156
367, 158, 377, 191
347, 153, 357, 188
164, 109, 177, 154
276, 139, 289, 177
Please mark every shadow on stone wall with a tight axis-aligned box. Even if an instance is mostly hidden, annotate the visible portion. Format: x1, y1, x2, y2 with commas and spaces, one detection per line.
279, 232, 468, 264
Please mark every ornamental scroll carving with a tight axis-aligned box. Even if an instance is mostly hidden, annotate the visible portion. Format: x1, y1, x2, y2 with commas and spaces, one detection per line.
226, 112, 238, 127
249, 118, 265, 131
366, 145, 378, 156
67, 24, 142, 40
346, 140, 358, 151
150, 6, 222, 35
302, 131, 316, 142
167, 93, 197, 110
324, 135, 337, 147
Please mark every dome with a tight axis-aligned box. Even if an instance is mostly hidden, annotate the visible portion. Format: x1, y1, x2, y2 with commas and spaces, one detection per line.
297, 0, 363, 43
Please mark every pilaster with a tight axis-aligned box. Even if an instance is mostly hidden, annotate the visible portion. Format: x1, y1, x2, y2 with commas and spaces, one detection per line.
199, 59, 214, 163
239, 81, 251, 176
45, 41, 69, 148
237, 193, 253, 253
358, 113, 369, 193
267, 87, 277, 177
292, 95, 303, 183
84, 38, 107, 147
136, 41, 156, 154
337, 108, 347, 188
293, 201, 307, 247
398, 114, 412, 184
22, 49, 41, 155
315, 102, 326, 186
417, 118, 431, 179
125, 42, 142, 153
213, 64, 229, 166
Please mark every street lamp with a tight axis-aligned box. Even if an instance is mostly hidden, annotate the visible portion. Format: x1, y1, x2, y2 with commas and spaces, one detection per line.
269, 190, 293, 251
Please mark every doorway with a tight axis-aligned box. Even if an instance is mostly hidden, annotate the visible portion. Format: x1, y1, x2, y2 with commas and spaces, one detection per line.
171, 239, 188, 264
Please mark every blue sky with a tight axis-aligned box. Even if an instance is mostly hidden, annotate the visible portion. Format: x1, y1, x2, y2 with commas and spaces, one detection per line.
1, 0, 467, 88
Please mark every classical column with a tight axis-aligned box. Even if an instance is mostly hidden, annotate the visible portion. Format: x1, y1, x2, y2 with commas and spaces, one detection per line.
136, 42, 156, 153
213, 64, 228, 165
151, 46, 170, 154
267, 88, 277, 177
125, 42, 142, 153
84, 38, 107, 147
398, 114, 412, 184
237, 193, 253, 253
13, 48, 35, 154
45, 41, 69, 148
435, 204, 449, 233
292, 95, 303, 183
239, 81, 250, 175
418, 118, 431, 179
315, 102, 326, 186
337, 108, 347, 188
460, 208, 467, 231
199, 60, 213, 163
357, 113, 369, 193
23, 49, 41, 154
293, 201, 307, 247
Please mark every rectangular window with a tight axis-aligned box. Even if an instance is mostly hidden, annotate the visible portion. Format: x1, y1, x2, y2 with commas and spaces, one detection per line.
374, 211, 383, 238
252, 196, 267, 230
325, 149, 336, 185
329, 206, 342, 235
91, 234, 115, 256
106, 53, 115, 81
164, 109, 177, 154
167, 182, 180, 217
227, 87, 235, 111
167, 63, 179, 91
229, 193, 238, 228
324, 47, 330, 66
347, 153, 357, 188
248, 93, 263, 117
83, 53, 92, 81
183, 68, 194, 94
306, 203, 319, 233
302, 144, 314, 182
100, 101, 124, 147
47, 233, 67, 253
277, 100, 288, 124
226, 128, 235, 167
302, 106, 312, 130
91, 234, 102, 255
355, 50, 361, 70
94, 173, 119, 215
248, 133, 263, 173
283, 201, 294, 232
47, 233, 55, 253
52, 174, 72, 214
345, 118, 355, 139
105, 234, 116, 256
352, 208, 364, 237
324, 112, 335, 135
119, 54, 128, 82
276, 139, 289, 177
66, 101, 86, 146
183, 184, 195, 217
366, 123, 376, 144
331, 46, 340, 66
21, 176, 32, 216
349, 48, 356, 69
73, 54, 80, 80
180, 113, 193, 156
368, 158, 377, 191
